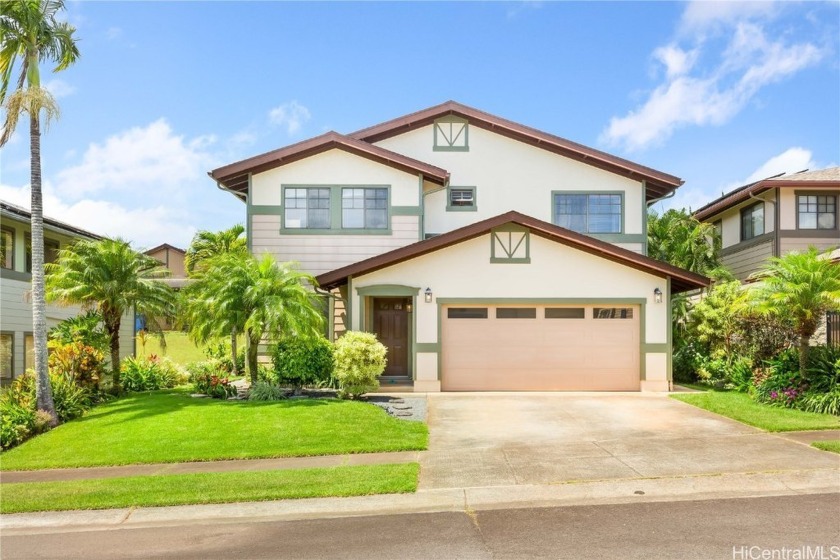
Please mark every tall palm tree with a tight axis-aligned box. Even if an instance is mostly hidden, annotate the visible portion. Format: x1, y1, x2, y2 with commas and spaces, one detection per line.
752, 248, 840, 379
183, 253, 323, 383
45, 239, 177, 391
183, 224, 248, 373
184, 225, 247, 276
648, 208, 722, 276
1, 0, 79, 424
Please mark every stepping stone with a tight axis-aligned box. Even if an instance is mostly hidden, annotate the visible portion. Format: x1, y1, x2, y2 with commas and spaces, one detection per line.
395, 411, 413, 417
389, 399, 405, 404
391, 405, 412, 410
190, 394, 209, 398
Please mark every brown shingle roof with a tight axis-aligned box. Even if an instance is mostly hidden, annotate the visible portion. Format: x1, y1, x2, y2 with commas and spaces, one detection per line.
315, 211, 709, 293
694, 167, 840, 221
350, 101, 684, 202
209, 131, 450, 194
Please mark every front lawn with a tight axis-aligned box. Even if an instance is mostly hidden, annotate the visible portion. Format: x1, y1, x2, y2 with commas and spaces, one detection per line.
671, 389, 840, 432
1, 390, 427, 470
813, 441, 840, 454
141, 331, 212, 365
0, 463, 419, 513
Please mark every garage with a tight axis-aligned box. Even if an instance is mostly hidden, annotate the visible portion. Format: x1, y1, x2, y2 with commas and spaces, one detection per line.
441, 304, 640, 391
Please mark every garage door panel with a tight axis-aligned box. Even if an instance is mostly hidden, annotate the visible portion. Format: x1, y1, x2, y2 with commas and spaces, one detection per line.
442, 304, 640, 391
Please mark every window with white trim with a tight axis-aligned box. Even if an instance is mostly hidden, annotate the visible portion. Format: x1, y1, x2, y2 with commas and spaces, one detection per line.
284, 188, 331, 229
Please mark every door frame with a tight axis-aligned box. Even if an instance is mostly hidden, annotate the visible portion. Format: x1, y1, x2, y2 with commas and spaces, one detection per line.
356, 285, 420, 380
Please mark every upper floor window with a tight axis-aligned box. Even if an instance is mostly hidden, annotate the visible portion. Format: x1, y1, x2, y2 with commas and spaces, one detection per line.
740, 202, 764, 241
25, 233, 60, 273
342, 188, 388, 229
433, 117, 469, 152
447, 186, 477, 211
0, 226, 13, 269
713, 220, 722, 239
798, 194, 836, 230
284, 188, 331, 229
553, 193, 622, 234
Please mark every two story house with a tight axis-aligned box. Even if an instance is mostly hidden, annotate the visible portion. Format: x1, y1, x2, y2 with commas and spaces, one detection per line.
0, 201, 135, 380
210, 101, 708, 392
694, 167, 840, 344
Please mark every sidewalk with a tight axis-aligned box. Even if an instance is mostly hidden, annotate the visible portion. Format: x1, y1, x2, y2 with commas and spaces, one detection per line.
2, 467, 837, 533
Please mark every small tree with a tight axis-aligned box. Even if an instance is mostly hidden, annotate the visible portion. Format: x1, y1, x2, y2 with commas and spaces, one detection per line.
690, 281, 750, 360
752, 248, 840, 379
272, 335, 334, 395
333, 331, 387, 399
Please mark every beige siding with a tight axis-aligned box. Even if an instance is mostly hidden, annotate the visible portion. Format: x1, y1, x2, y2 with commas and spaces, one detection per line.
251, 215, 420, 276
779, 236, 840, 254
720, 239, 775, 281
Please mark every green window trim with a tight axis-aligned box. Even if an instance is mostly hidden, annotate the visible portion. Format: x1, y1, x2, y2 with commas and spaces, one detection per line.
279, 185, 395, 235
0, 331, 13, 379
446, 185, 477, 212
551, 191, 624, 235
433, 116, 469, 152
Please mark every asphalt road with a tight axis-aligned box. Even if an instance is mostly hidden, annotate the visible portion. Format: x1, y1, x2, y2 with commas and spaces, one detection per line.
3, 493, 839, 560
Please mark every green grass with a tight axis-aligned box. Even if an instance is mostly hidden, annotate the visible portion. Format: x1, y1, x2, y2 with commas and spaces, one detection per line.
0, 463, 419, 513
671, 389, 840, 432
813, 441, 840, 454
1, 390, 427, 470
140, 331, 209, 365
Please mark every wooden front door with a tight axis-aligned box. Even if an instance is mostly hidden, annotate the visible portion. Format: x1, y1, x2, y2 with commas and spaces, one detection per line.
373, 297, 409, 377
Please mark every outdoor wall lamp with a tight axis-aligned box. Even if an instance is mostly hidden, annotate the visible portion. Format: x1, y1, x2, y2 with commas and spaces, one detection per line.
424, 288, 433, 303
654, 287, 663, 304
406, 302, 413, 313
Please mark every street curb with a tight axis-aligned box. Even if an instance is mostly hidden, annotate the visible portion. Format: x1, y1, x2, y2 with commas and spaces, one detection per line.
2, 467, 837, 534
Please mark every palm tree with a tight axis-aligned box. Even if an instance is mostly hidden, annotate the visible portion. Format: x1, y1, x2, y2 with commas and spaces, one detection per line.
1, 0, 80, 424
183, 225, 248, 373
45, 239, 177, 391
752, 248, 840, 379
184, 225, 247, 276
182, 253, 324, 383
648, 208, 722, 276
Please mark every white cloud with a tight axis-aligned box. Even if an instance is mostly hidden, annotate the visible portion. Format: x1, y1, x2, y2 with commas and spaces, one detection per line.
268, 101, 311, 135
106, 27, 123, 41
679, 1, 778, 35
742, 147, 816, 184
43, 79, 76, 99
55, 119, 216, 197
506, 1, 543, 20
601, 4, 826, 152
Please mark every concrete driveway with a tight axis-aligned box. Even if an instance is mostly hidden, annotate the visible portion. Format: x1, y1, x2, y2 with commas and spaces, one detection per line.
419, 393, 840, 489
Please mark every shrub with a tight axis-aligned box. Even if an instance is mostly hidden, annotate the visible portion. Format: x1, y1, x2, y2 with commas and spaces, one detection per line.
805, 345, 840, 393
333, 331, 386, 399
272, 336, 334, 395
672, 342, 703, 384
47, 340, 105, 390
754, 349, 807, 407
797, 388, 840, 416
49, 372, 94, 422
248, 381, 286, 401
49, 311, 110, 354
0, 398, 37, 450
187, 361, 237, 399
121, 355, 182, 392
204, 341, 245, 376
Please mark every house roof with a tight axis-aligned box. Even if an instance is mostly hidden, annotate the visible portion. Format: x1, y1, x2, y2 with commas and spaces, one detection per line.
0, 200, 103, 240
315, 210, 710, 293
694, 167, 840, 221
144, 243, 185, 255
209, 131, 450, 197
350, 101, 684, 202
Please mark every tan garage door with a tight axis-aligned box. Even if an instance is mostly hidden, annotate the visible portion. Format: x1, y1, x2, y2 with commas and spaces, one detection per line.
441, 304, 640, 391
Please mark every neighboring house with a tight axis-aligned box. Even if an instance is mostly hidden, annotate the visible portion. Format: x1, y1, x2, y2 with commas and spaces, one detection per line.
0, 201, 135, 380
694, 167, 840, 345
210, 101, 708, 392
143, 243, 188, 330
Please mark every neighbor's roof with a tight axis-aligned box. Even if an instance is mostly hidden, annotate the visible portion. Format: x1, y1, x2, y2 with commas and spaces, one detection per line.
0, 200, 103, 240
209, 131, 450, 197
694, 167, 840, 221
144, 243, 185, 255
315, 210, 709, 293
350, 101, 684, 201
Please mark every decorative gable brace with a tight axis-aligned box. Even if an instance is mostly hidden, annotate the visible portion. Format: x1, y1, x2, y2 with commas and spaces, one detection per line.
490, 224, 530, 264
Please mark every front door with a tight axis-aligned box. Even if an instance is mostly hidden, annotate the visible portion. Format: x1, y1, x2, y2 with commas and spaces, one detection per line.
373, 297, 409, 377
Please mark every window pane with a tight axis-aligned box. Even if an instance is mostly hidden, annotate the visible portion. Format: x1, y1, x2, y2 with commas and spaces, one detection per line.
366, 209, 388, 229
0, 228, 12, 269
309, 209, 330, 229
285, 208, 307, 229
545, 308, 585, 319
1, 333, 12, 378
554, 194, 619, 233
818, 212, 835, 229
593, 307, 634, 319
447, 308, 488, 319
800, 213, 817, 229
24, 334, 34, 371
343, 208, 365, 228
496, 308, 536, 319
450, 189, 474, 207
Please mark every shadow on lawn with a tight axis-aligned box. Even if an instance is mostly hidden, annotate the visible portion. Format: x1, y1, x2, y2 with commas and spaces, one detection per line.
71, 390, 332, 425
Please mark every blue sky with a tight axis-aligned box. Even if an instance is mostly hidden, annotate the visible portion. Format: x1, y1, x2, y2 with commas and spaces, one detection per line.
1, 1, 838, 249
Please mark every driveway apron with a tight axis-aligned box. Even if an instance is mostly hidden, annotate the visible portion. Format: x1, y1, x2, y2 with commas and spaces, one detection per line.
419, 393, 840, 489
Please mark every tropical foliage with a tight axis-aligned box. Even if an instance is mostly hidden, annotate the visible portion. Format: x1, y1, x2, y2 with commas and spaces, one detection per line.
333, 331, 387, 398
48, 311, 110, 354
181, 253, 324, 383
45, 238, 177, 391
272, 335, 335, 395
1, 0, 80, 425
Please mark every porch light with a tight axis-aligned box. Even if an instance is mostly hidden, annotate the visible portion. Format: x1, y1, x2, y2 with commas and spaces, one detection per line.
406, 302, 413, 313
654, 287, 663, 304
424, 288, 433, 303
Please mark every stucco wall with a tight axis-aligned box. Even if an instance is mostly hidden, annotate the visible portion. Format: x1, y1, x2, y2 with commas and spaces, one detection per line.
350, 233, 670, 391
375, 125, 646, 241
716, 191, 777, 250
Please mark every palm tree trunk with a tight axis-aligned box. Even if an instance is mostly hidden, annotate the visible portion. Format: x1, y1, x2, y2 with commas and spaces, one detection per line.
246, 330, 259, 385
230, 327, 238, 376
799, 334, 810, 381
30, 111, 57, 426
107, 315, 122, 391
